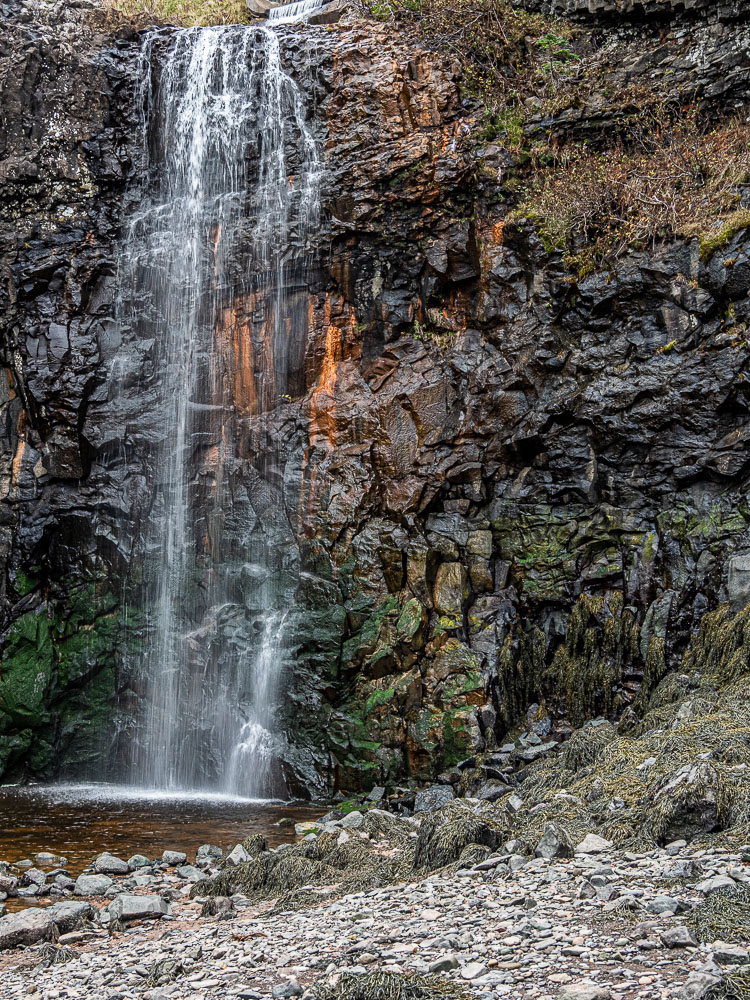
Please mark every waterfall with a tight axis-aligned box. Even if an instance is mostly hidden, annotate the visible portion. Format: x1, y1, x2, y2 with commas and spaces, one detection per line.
267, 0, 327, 24
112, 24, 320, 797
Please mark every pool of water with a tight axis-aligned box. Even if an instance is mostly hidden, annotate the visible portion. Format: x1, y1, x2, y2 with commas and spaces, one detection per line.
0, 783, 321, 876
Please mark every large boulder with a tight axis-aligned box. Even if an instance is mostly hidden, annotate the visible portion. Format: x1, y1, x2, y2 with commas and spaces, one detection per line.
535, 823, 574, 860
94, 853, 129, 875
107, 894, 170, 921
47, 900, 96, 933
0, 908, 58, 950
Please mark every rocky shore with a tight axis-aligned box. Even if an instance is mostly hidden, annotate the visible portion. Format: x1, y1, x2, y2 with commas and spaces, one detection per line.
1, 723, 748, 1000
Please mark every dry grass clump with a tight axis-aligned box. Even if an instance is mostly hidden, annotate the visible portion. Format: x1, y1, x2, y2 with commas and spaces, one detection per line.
104, 0, 251, 28
514, 114, 750, 272
313, 971, 469, 1000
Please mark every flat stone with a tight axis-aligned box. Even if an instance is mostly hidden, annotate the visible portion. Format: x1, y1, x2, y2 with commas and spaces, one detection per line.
414, 785, 454, 813
576, 834, 613, 854
517, 741, 558, 763
460, 961, 487, 980
712, 943, 749, 965
108, 893, 170, 921
430, 955, 458, 973
558, 982, 611, 1000
695, 875, 736, 894
648, 894, 681, 914
0, 908, 58, 950
176, 864, 204, 882
74, 873, 113, 897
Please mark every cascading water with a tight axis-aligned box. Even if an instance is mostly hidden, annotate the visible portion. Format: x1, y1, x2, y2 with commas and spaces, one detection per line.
267, 0, 327, 24
112, 23, 320, 797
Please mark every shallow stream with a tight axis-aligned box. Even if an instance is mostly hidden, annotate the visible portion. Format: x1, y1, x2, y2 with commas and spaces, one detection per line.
0, 784, 319, 903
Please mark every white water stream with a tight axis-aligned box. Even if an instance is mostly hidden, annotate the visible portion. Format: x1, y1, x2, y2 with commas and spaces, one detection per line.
113, 24, 320, 797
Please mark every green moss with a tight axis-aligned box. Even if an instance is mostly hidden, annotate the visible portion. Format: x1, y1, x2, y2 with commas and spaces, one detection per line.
695, 209, 750, 264
365, 687, 396, 715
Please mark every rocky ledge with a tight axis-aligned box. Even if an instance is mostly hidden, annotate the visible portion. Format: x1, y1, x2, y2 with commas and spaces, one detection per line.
0, 797, 748, 1000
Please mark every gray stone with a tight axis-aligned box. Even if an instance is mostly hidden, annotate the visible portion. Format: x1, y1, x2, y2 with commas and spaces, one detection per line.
224, 844, 251, 867
517, 741, 559, 763
127, 855, 152, 870
74, 873, 113, 897
535, 823, 574, 860
558, 983, 611, 1000
271, 979, 303, 998
678, 973, 723, 999
429, 954, 459, 973
47, 900, 96, 933
460, 961, 487, 980
0, 874, 18, 896
661, 925, 698, 948
196, 844, 223, 860
107, 893, 170, 921
712, 943, 749, 965
414, 785, 455, 813
475, 781, 510, 802
575, 834, 612, 854
95, 852, 129, 875
648, 895, 681, 915
341, 810, 365, 829
22, 867, 47, 886
366, 786, 385, 803
35, 852, 62, 866
176, 864, 204, 882
0, 908, 58, 950
161, 850, 187, 866
696, 875, 736, 894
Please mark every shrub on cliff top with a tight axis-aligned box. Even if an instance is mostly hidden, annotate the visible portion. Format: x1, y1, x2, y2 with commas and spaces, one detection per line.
363, 0, 577, 114
512, 113, 750, 273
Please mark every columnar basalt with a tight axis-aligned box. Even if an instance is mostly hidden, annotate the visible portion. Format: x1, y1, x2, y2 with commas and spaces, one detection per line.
1, 0, 750, 794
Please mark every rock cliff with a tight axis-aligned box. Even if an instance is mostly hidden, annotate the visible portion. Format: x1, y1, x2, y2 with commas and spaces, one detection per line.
1, 0, 750, 794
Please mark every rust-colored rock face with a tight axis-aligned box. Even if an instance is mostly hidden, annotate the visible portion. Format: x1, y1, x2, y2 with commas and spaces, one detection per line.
2, 0, 750, 793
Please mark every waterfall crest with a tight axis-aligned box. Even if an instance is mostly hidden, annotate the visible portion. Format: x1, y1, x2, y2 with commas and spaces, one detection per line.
112, 24, 320, 797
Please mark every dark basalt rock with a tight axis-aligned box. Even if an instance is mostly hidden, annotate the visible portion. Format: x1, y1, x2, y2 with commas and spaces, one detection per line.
1, 0, 750, 793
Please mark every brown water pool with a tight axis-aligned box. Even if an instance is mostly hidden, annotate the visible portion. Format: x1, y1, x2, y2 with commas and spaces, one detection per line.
0, 783, 320, 879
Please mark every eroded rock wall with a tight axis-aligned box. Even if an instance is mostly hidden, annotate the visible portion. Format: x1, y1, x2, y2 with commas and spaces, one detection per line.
1, 0, 750, 793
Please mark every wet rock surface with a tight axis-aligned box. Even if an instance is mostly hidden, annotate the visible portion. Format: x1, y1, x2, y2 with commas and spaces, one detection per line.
1, 0, 750, 796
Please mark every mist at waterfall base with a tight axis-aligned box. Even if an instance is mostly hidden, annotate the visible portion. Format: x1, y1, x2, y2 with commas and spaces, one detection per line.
100, 22, 321, 800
